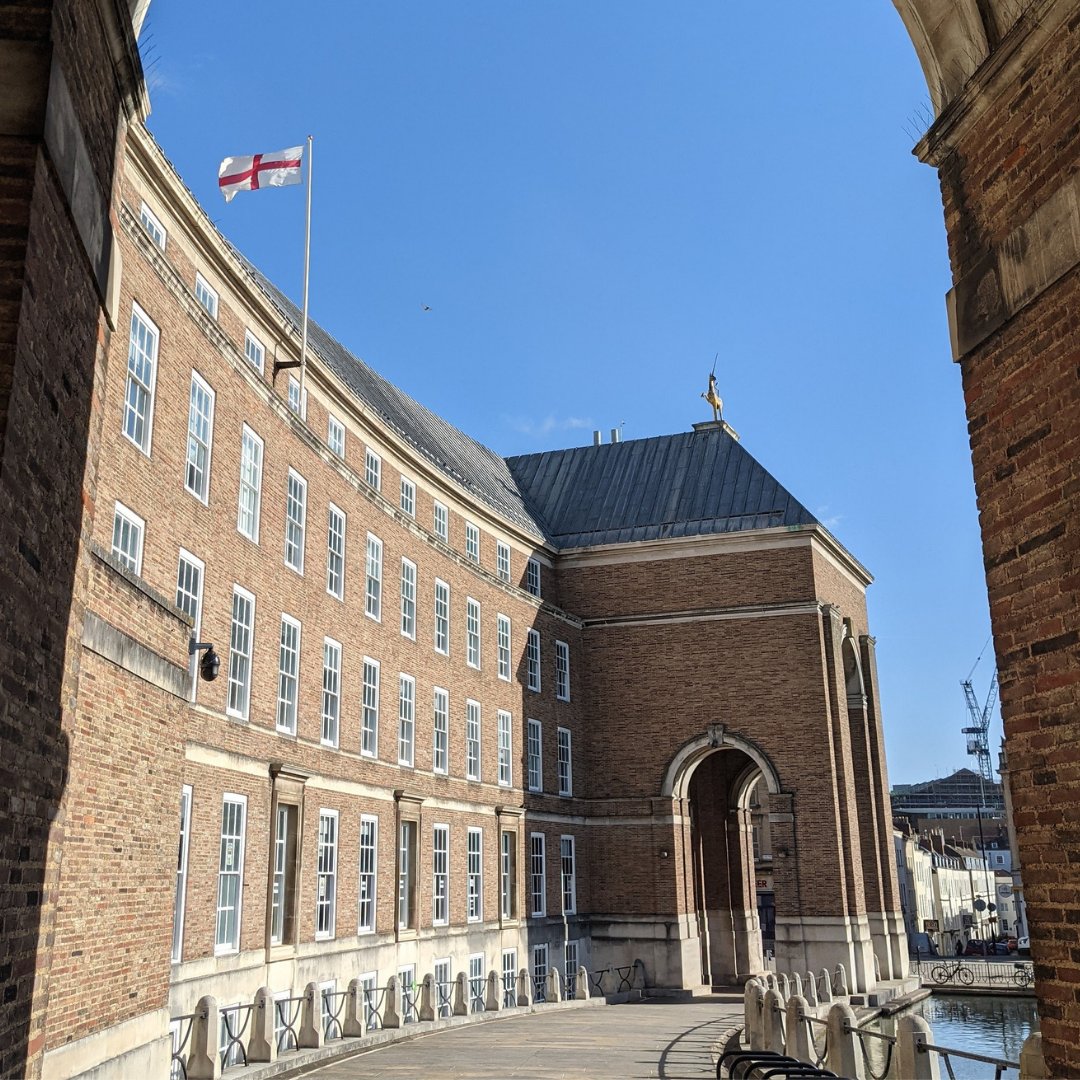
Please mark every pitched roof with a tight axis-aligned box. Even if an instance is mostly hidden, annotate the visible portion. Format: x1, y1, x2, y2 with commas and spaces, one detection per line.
505, 427, 820, 549
240, 261, 549, 541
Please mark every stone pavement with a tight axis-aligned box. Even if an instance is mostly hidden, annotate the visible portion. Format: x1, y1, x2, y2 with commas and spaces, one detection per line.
306, 999, 742, 1079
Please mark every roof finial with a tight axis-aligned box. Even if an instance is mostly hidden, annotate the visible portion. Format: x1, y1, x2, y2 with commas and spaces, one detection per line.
701, 354, 723, 423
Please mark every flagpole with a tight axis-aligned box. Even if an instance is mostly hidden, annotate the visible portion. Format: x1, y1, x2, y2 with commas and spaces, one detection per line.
298, 134, 313, 415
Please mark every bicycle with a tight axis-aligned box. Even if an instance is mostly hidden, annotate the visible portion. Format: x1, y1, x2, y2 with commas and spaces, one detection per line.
930, 959, 975, 985
1013, 965, 1034, 988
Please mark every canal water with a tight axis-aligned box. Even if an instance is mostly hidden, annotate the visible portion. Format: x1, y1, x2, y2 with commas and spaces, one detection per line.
870, 993, 1038, 1078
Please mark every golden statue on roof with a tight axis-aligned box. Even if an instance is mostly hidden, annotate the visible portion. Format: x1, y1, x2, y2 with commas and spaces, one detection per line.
702, 370, 723, 423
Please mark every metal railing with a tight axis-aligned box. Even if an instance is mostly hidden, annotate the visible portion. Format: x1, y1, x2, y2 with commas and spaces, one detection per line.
321, 989, 348, 1041
169, 1012, 196, 1080
220, 1003, 254, 1069
399, 981, 419, 1024
587, 964, 636, 997
362, 983, 388, 1030
923, 1039, 1020, 1079
434, 979, 454, 1019
851, 1021, 896, 1080
911, 956, 1034, 989
274, 995, 303, 1052
802, 1013, 829, 1070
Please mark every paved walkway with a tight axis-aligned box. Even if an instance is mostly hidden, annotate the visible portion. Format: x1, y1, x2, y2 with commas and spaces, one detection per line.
307, 999, 742, 1079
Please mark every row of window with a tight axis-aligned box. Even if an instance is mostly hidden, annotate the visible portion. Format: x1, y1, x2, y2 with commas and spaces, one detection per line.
174, 788, 578, 961
122, 296, 544, 597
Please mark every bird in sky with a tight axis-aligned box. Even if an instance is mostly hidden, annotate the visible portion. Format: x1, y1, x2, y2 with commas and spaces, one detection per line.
420, 303, 432, 312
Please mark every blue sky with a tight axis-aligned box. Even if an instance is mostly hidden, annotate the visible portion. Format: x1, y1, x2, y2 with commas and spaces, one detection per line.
140, 1, 1000, 785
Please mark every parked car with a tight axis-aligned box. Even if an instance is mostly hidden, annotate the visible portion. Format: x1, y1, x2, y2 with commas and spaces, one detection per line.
963, 939, 996, 956
1017, 935, 1031, 956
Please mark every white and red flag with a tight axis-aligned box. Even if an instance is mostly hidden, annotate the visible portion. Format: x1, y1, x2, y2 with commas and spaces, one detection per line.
218, 146, 304, 202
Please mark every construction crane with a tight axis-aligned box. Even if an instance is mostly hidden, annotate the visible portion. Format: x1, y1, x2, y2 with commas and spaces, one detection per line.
961, 646, 998, 783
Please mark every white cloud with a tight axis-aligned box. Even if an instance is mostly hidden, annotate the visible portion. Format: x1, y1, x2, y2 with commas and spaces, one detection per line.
504, 414, 593, 438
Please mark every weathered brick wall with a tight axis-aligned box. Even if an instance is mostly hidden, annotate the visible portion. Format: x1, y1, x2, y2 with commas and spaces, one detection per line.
923, 10, 1080, 1070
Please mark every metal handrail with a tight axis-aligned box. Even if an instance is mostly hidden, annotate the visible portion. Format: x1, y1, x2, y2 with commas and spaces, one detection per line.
849, 1021, 896, 1080
469, 977, 486, 1013
587, 964, 635, 997
434, 979, 453, 1018
220, 1003, 254, 1069
922, 1040, 1019, 1080
321, 988, 348, 1040
801, 1014, 829, 1068
169, 1012, 196, 1080
363, 984, 388, 1030
399, 981, 419, 1024
502, 976, 518, 1008
275, 994, 304, 1052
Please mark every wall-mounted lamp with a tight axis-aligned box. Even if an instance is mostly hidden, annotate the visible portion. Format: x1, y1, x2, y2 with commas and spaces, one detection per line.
659, 848, 671, 859
190, 638, 221, 682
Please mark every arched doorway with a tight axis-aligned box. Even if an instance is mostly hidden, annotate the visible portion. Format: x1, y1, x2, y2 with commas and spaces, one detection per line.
687, 747, 765, 986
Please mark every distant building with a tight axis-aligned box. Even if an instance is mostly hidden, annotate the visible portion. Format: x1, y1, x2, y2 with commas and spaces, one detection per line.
891, 768, 1005, 820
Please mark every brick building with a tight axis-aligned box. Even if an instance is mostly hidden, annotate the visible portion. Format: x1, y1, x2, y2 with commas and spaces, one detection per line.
3, 2, 1078, 1077
20, 115, 905, 1075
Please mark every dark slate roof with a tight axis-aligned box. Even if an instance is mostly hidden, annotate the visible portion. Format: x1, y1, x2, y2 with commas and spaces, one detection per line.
505, 427, 820, 549
238, 259, 549, 541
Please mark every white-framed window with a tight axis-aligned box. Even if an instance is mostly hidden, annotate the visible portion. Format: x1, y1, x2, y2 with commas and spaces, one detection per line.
237, 425, 263, 542
502, 949, 518, 1008
434, 579, 450, 655
243, 329, 265, 373
219, 1003, 243, 1068
526, 558, 542, 598
466, 597, 481, 669
139, 201, 166, 249
530, 833, 546, 917
215, 794, 246, 953
433, 501, 448, 542
496, 540, 511, 582
365, 533, 382, 621
400, 476, 415, 517
561, 835, 577, 914
316, 810, 338, 939
467, 827, 483, 922
284, 469, 307, 573
532, 943, 548, 1001
111, 501, 144, 574
434, 958, 452, 1018
398, 673, 415, 766
555, 640, 570, 701
270, 803, 297, 947
327, 413, 345, 458
326, 503, 346, 600
465, 521, 480, 563
195, 272, 219, 319
226, 585, 255, 720
432, 687, 449, 775
176, 549, 204, 696
358, 815, 378, 933
497, 710, 512, 787
172, 784, 192, 962
123, 303, 158, 454
365, 447, 381, 491
286, 375, 307, 418
400, 558, 416, 639
500, 830, 516, 920
526, 629, 541, 692
468, 953, 485, 1012
527, 719, 543, 792
361, 658, 379, 757
276, 614, 301, 734
466, 699, 481, 781
398, 819, 417, 930
432, 823, 449, 926
321, 637, 341, 747
496, 615, 511, 681
396, 967, 415, 1023
558, 727, 573, 796
360, 972, 379, 1029
184, 371, 215, 503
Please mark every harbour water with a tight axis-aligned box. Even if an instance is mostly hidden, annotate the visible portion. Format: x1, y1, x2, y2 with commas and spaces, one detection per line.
870, 993, 1039, 1078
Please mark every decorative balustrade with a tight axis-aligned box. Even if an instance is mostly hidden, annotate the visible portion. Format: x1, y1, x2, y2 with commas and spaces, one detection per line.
169, 958, 644, 1077
739, 974, 1044, 1080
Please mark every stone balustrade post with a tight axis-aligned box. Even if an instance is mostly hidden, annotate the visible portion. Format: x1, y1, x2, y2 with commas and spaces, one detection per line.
777, 972, 790, 1000
485, 970, 502, 1011
185, 995, 221, 1080
1020, 1031, 1046, 1079
833, 963, 849, 997
873, 953, 882, 982
545, 965, 563, 1003
516, 968, 532, 1007
382, 975, 401, 1029
763, 988, 786, 1053
805, 971, 819, 1007
575, 966, 590, 1000
896, 1014, 940, 1079
453, 971, 469, 1015
792, 972, 803, 999
298, 982, 323, 1048
785, 994, 812, 1062
744, 979, 765, 1051
247, 987, 276, 1063
819, 968, 833, 1003
417, 973, 436, 1023
343, 978, 366, 1036
633, 958, 646, 989
825, 1002, 858, 1080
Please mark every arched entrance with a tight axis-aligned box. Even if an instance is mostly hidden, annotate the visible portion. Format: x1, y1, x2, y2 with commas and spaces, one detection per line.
687, 747, 764, 986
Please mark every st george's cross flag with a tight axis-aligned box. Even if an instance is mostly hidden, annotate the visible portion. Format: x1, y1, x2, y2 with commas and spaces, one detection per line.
218, 146, 304, 202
